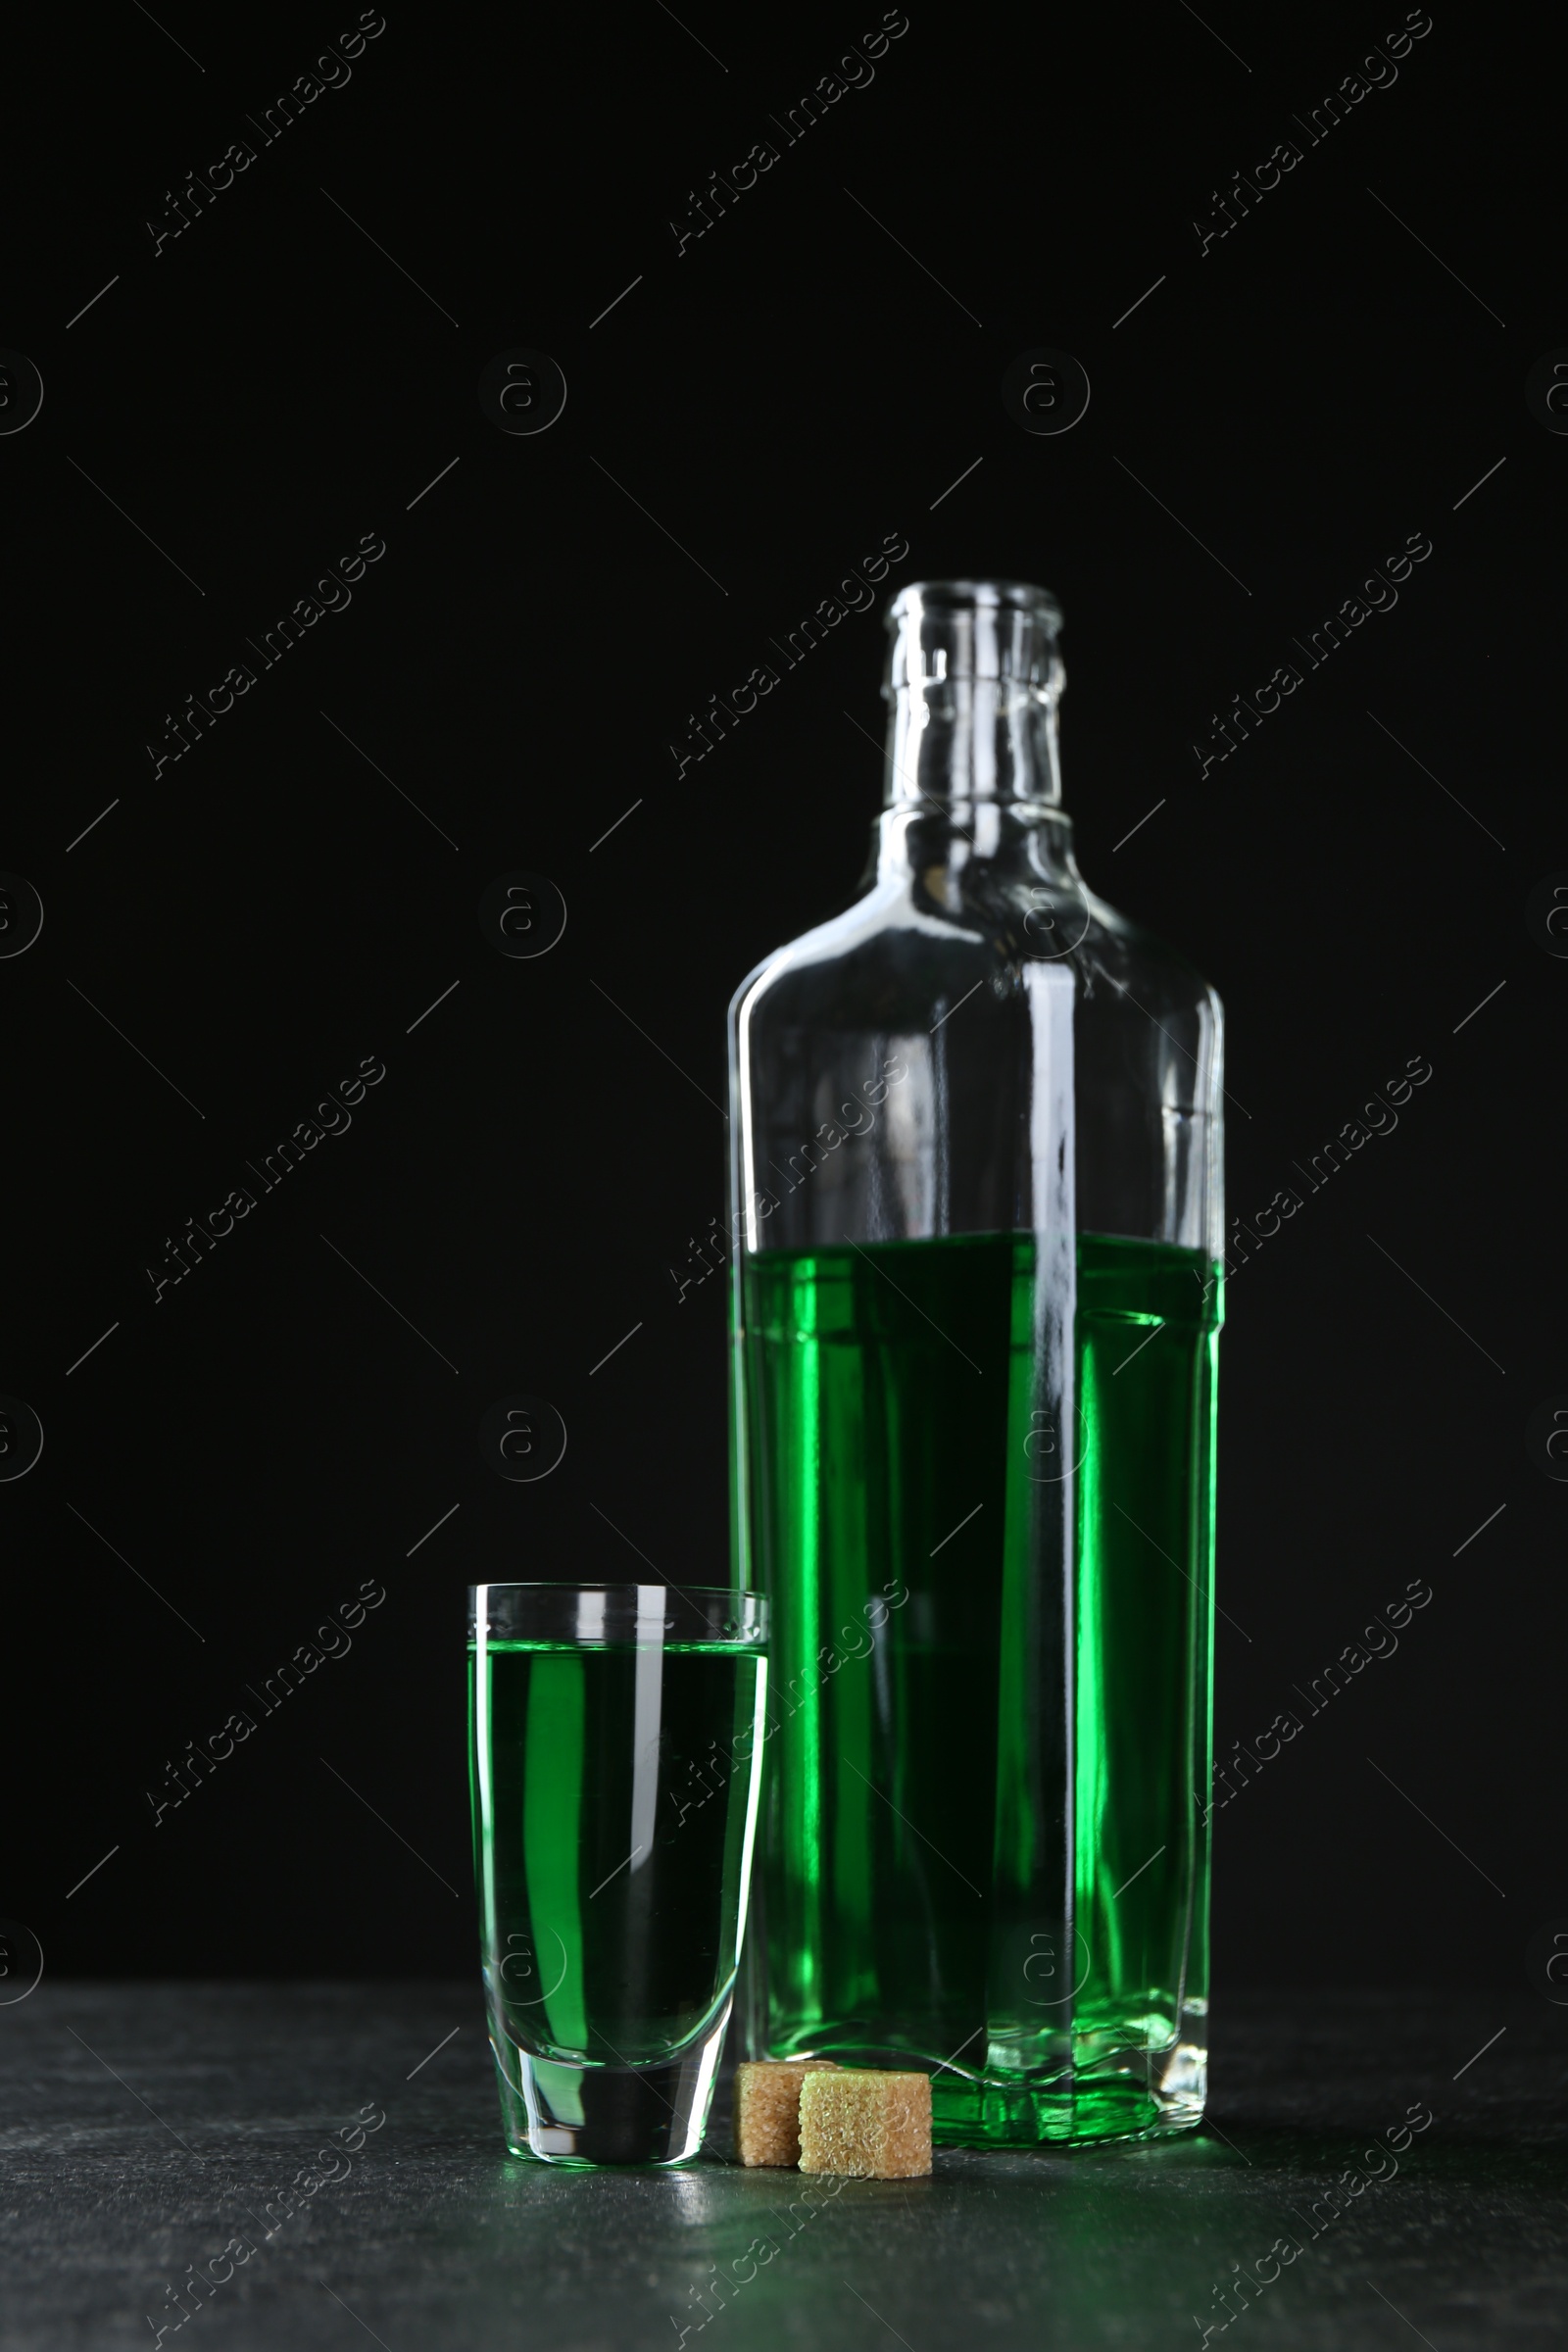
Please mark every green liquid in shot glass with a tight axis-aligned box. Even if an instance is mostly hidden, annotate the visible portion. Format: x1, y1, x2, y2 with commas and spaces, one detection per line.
469, 1641, 766, 2100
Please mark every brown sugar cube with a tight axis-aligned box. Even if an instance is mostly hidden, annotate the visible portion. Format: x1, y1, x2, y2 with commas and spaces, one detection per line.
798, 2068, 932, 2179
734, 2061, 842, 2168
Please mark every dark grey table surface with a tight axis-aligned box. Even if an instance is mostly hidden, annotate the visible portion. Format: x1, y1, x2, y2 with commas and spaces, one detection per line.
2, 1984, 1562, 2349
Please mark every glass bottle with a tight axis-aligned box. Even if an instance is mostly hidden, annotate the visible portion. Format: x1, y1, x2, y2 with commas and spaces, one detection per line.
727, 580, 1224, 2145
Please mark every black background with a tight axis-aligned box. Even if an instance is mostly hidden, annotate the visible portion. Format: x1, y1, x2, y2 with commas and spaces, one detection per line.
4, 0, 1562, 1999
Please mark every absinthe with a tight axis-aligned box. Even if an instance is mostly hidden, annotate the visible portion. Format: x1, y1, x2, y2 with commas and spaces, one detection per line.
737, 1229, 1220, 2142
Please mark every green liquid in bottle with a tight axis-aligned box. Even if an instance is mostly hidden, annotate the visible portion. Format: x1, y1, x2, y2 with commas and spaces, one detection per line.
469, 1643, 766, 2071
737, 1229, 1220, 2144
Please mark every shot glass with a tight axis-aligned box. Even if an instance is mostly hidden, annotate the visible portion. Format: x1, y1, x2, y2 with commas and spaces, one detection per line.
467, 1581, 768, 2166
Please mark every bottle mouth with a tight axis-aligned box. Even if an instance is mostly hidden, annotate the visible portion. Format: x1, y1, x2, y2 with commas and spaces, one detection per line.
884, 578, 1064, 694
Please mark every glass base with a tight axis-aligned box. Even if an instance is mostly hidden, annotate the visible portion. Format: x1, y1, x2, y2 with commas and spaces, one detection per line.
762, 2013, 1207, 2149
932, 2035, 1207, 2146
489, 2005, 729, 2167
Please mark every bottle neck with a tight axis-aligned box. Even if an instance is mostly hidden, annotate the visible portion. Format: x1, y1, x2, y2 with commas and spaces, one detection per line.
882, 676, 1064, 813
877, 580, 1071, 881
872, 795, 1079, 885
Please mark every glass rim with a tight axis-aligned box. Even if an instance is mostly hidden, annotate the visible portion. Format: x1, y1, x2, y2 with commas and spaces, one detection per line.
467, 1581, 767, 1647
468, 1579, 752, 1596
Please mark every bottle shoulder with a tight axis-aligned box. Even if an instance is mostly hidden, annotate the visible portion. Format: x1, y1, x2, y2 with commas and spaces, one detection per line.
1077, 888, 1223, 1024
728, 879, 962, 1025
732, 875, 1220, 1033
